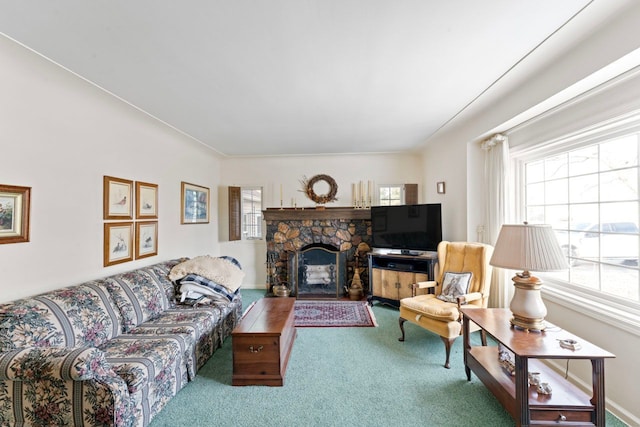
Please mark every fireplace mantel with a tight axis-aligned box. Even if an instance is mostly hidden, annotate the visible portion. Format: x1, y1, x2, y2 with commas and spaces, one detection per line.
263, 207, 370, 221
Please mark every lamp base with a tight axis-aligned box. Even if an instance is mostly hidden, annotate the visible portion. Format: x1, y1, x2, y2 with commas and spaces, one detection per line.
510, 314, 546, 332
509, 273, 547, 332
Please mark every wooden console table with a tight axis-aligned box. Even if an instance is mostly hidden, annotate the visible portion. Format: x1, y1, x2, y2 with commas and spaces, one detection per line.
461, 308, 615, 427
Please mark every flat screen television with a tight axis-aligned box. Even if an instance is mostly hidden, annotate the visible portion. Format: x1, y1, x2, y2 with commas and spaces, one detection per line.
370, 203, 442, 254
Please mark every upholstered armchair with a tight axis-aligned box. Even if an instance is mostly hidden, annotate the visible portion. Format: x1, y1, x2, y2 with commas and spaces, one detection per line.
398, 241, 494, 368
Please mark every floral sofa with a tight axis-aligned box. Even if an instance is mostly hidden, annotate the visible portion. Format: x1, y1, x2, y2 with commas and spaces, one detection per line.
0, 257, 243, 427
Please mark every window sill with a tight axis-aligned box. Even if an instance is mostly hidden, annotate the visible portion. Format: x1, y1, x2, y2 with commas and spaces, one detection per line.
542, 281, 640, 337
238, 238, 264, 244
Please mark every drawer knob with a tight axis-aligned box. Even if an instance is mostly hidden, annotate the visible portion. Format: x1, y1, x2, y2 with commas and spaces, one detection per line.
249, 345, 264, 353
557, 414, 567, 422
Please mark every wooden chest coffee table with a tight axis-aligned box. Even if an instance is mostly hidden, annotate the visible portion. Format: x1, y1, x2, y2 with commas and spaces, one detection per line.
232, 297, 296, 386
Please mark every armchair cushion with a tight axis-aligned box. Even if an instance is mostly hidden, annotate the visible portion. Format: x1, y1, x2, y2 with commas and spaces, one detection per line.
437, 272, 472, 303
400, 295, 460, 322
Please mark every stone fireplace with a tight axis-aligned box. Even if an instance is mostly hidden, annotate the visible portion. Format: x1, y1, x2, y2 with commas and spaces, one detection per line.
263, 207, 371, 298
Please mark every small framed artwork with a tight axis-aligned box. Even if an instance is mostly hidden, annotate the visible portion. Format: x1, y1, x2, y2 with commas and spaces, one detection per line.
436, 181, 446, 194
104, 222, 134, 266
0, 184, 31, 244
136, 181, 158, 219
104, 176, 133, 220
136, 221, 158, 259
181, 181, 210, 224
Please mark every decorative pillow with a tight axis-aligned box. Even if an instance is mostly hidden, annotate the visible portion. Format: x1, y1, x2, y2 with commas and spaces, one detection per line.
437, 272, 472, 303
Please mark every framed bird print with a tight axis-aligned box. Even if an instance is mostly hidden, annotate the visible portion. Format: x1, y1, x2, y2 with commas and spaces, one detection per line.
135, 181, 158, 219
104, 222, 134, 266
136, 221, 158, 259
103, 176, 133, 220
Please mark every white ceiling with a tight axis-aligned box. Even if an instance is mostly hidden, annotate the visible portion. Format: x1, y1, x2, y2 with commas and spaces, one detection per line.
0, 1, 624, 157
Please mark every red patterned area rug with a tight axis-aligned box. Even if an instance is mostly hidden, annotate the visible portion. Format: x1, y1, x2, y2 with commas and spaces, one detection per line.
294, 300, 378, 328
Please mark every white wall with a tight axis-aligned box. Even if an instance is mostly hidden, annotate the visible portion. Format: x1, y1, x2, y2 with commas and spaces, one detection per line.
219, 153, 424, 288
0, 36, 223, 303
420, 141, 469, 242
417, 5, 640, 423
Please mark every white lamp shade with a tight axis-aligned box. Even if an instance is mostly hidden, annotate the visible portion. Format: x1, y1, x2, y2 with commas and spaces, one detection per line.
490, 224, 568, 272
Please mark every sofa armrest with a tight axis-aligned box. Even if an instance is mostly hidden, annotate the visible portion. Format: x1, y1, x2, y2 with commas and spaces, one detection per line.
0, 346, 113, 381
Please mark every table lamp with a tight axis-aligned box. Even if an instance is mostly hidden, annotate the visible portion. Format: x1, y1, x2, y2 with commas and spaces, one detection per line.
490, 223, 568, 331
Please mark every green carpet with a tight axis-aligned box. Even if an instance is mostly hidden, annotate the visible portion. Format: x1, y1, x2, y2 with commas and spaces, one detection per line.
149, 289, 626, 427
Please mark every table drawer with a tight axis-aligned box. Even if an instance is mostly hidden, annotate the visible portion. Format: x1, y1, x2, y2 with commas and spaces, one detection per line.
530, 407, 594, 424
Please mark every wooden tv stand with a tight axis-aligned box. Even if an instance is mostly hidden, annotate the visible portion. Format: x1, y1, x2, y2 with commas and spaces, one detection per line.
461, 308, 615, 427
368, 252, 437, 307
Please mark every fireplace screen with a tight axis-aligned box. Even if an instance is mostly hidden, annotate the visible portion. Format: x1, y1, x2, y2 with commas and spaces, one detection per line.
289, 243, 346, 299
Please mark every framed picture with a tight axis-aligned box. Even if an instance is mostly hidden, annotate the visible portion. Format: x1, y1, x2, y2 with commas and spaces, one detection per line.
0, 184, 31, 244
136, 181, 158, 219
136, 221, 158, 259
104, 176, 133, 220
104, 222, 134, 266
181, 181, 210, 224
436, 181, 446, 194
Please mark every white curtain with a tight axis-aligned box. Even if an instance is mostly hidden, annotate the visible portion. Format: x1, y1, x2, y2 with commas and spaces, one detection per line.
482, 134, 512, 308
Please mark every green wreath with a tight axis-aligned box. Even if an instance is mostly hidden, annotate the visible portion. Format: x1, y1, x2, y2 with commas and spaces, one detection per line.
302, 174, 338, 204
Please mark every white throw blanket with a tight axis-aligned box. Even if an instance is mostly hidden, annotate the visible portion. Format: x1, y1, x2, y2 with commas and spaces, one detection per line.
169, 255, 245, 292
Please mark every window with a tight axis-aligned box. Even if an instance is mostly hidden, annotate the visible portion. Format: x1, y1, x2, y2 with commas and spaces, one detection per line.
377, 184, 418, 205
521, 133, 640, 304
378, 184, 403, 206
241, 187, 262, 240
228, 186, 262, 241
